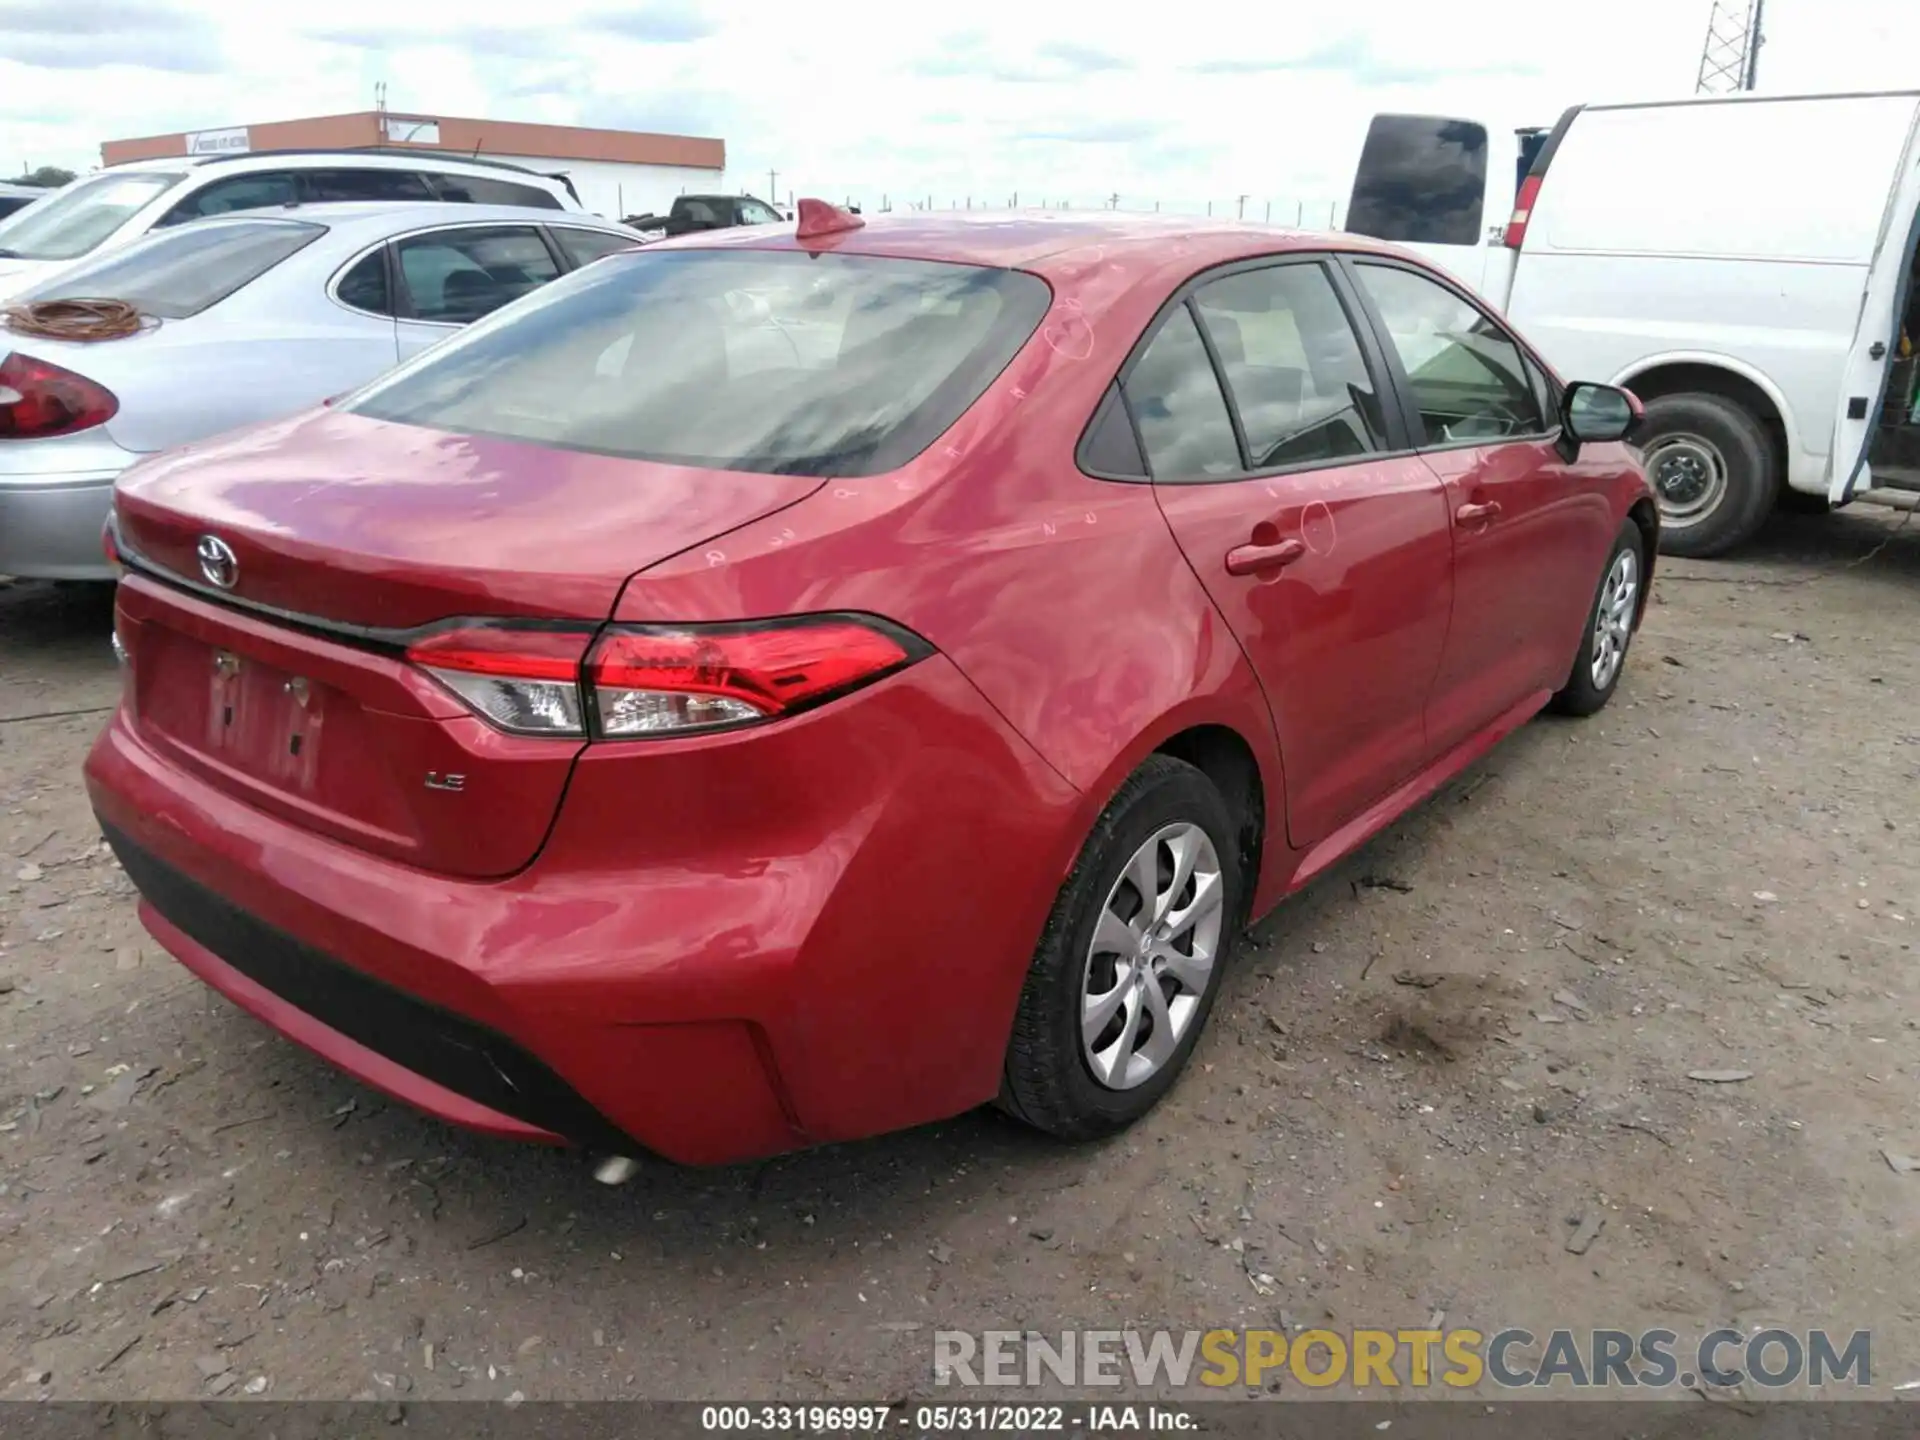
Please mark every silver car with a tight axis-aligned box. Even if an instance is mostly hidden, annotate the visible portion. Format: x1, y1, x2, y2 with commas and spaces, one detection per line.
0, 202, 639, 580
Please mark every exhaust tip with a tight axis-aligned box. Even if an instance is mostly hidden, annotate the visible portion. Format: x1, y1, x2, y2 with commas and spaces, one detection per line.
592, 1154, 641, 1186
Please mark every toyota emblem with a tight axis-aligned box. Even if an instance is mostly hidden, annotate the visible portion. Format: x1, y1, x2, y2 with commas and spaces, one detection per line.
196, 535, 238, 590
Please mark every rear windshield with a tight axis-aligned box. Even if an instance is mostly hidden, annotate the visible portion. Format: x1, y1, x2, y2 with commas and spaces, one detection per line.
343, 249, 1052, 478
19, 218, 324, 319
0, 170, 182, 261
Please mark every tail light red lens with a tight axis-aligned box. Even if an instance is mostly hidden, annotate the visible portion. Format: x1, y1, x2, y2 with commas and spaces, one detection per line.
1504, 175, 1543, 250
406, 626, 593, 737
405, 616, 924, 740
0, 351, 119, 439
587, 619, 916, 737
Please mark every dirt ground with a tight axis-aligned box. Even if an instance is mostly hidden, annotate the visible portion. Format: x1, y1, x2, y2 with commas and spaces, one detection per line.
2, 506, 1918, 1405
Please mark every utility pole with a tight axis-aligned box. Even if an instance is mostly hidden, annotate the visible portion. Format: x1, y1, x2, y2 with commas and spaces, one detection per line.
1696, 0, 1766, 95
766, 168, 778, 201
1237, 194, 1248, 219
1109, 192, 1120, 210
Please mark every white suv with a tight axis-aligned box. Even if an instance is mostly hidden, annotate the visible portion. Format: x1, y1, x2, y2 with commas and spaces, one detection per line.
0, 150, 581, 301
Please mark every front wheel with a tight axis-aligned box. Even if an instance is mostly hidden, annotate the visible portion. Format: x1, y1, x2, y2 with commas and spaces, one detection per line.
1551, 521, 1645, 717
1000, 756, 1244, 1140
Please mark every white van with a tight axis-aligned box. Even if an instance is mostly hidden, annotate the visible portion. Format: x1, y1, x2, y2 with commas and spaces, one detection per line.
0, 150, 581, 304
1346, 94, 1920, 556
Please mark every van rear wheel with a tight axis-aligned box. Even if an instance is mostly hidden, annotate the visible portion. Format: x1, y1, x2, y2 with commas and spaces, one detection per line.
1638, 392, 1777, 558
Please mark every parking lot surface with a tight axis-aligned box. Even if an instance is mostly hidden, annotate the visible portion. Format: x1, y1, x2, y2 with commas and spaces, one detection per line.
3, 508, 1918, 1401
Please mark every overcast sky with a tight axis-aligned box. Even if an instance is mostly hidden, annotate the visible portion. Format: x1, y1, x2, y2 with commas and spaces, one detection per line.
3, 0, 1917, 215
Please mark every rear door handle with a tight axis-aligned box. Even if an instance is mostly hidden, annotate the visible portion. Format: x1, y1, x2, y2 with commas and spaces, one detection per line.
1455, 501, 1502, 524
1224, 538, 1307, 576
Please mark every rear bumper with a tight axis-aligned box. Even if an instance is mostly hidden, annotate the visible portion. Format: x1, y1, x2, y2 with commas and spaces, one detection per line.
0, 469, 124, 580
85, 654, 1082, 1165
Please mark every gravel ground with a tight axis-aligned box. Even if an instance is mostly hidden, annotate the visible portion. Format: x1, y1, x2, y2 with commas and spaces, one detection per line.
2, 506, 1918, 1403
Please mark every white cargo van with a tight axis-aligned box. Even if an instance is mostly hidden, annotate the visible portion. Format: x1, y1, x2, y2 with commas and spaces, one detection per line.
1347, 95, 1920, 556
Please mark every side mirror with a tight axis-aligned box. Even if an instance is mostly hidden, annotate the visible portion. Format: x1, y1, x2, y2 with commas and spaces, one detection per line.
1563, 382, 1642, 444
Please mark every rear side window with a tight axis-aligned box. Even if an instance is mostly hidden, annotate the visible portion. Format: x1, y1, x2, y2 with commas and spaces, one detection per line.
394, 226, 560, 324
344, 250, 1051, 478
551, 226, 637, 268
335, 249, 393, 315
1123, 304, 1242, 480
163, 172, 300, 224
1346, 115, 1490, 247
302, 169, 436, 203
1191, 264, 1386, 469
424, 173, 561, 209
1354, 263, 1546, 443
0, 195, 35, 220
19, 218, 323, 319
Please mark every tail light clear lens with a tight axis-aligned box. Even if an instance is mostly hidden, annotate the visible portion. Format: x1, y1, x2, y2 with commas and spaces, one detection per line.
587, 620, 915, 737
0, 351, 119, 439
406, 626, 593, 736
405, 617, 925, 740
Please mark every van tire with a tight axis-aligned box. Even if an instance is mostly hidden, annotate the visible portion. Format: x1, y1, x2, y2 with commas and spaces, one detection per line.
1638, 393, 1777, 558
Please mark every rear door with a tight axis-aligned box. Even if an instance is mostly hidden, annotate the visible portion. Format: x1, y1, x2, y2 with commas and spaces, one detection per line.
1127, 256, 1455, 849
1346, 256, 1604, 748
391, 224, 564, 359
1346, 114, 1516, 304
1830, 105, 1920, 503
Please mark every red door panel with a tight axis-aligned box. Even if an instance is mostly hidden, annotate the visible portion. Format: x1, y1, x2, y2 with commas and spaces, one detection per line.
1155, 457, 1454, 849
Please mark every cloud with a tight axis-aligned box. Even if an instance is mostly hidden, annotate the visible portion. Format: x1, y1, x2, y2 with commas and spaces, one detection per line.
592, 1, 716, 44
1191, 33, 1537, 85
1018, 119, 1164, 145
0, 0, 223, 72
914, 32, 1133, 83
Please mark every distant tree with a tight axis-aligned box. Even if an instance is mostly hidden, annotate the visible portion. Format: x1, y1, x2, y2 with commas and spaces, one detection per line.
8, 166, 76, 188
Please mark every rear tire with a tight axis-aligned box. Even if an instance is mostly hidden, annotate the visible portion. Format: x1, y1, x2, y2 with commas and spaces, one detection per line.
1638, 392, 1776, 558
1551, 520, 1645, 718
1000, 756, 1243, 1140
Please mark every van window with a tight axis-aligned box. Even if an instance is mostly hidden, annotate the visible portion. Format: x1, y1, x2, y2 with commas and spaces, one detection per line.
1346, 115, 1490, 248
0, 170, 181, 261
1191, 264, 1386, 469
162, 172, 301, 224
1125, 304, 1243, 480
344, 249, 1051, 478
301, 169, 436, 204
1355, 263, 1546, 443
423, 174, 561, 210
18, 218, 323, 319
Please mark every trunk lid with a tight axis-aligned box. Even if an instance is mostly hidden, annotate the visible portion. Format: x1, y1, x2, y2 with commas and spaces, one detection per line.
114, 408, 826, 628
112, 408, 825, 878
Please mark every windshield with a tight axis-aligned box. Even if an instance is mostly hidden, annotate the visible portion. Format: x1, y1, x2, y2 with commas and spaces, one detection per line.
344, 249, 1051, 478
16, 217, 325, 319
0, 170, 181, 261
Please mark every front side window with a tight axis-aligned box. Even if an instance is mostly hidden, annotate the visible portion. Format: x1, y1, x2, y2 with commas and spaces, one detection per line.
1123, 304, 1242, 480
1354, 263, 1546, 444
343, 249, 1051, 478
0, 170, 181, 260
15, 218, 323, 318
740, 201, 781, 225
394, 226, 559, 324
1191, 264, 1386, 469
164, 172, 301, 224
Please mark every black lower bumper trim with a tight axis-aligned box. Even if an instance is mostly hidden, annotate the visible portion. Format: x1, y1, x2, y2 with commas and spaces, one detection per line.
100, 819, 638, 1154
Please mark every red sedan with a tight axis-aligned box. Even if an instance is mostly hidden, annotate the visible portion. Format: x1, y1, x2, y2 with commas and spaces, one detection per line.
85, 203, 1654, 1167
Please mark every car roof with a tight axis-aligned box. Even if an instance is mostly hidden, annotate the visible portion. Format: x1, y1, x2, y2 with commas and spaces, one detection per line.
168, 202, 633, 239
655, 209, 1407, 278
105, 149, 558, 182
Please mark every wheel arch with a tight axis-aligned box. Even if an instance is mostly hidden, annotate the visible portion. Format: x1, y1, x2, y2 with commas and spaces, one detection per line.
1625, 497, 1659, 628
1153, 723, 1266, 926
1613, 353, 1798, 492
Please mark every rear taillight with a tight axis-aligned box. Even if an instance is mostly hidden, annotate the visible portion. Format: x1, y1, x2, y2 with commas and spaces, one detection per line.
407, 616, 924, 740
0, 351, 119, 439
407, 626, 593, 736
1504, 174, 1543, 250
587, 619, 915, 737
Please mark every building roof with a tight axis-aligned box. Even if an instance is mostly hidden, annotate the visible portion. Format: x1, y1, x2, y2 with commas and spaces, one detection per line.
102, 111, 724, 172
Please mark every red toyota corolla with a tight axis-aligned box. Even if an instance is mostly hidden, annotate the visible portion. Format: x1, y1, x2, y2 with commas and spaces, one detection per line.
85, 203, 1655, 1167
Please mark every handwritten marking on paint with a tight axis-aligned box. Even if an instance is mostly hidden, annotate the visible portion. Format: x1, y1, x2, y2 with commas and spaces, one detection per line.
1302, 500, 1337, 557
705, 549, 727, 566
1040, 298, 1095, 361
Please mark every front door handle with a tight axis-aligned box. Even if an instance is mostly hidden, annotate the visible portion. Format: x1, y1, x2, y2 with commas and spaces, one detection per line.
1224, 537, 1307, 576
1455, 500, 1502, 524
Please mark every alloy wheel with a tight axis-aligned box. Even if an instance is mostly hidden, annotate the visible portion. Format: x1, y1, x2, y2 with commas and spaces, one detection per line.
1591, 549, 1639, 691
